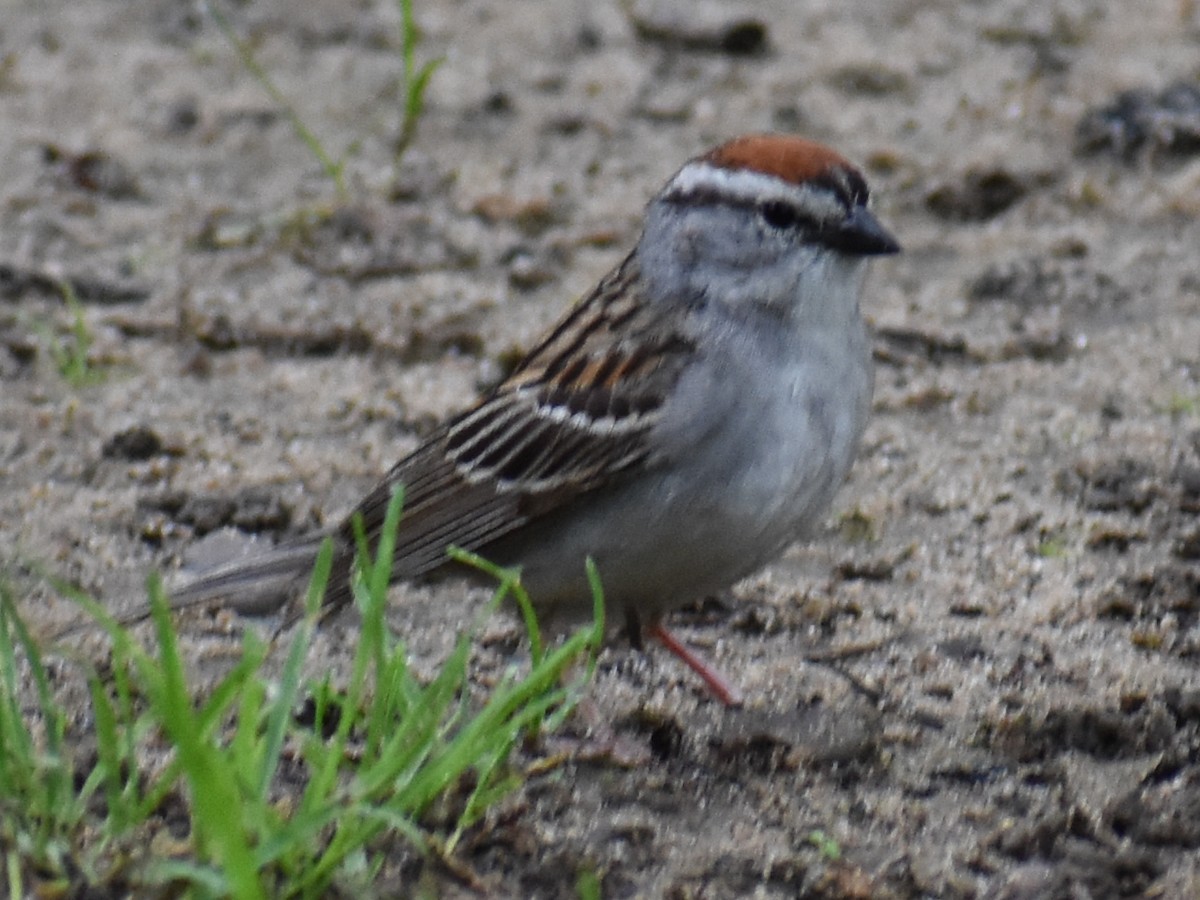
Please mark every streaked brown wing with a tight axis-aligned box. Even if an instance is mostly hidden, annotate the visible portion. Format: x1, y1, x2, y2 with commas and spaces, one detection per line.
341, 253, 695, 582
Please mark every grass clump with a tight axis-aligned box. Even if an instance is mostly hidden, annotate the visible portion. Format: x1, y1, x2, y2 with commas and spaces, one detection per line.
0, 580, 89, 897
2, 487, 604, 897
391, 0, 444, 164
807, 828, 842, 862
25, 279, 105, 387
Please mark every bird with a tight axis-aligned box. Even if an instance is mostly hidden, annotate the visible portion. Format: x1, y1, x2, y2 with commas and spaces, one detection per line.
156, 134, 900, 705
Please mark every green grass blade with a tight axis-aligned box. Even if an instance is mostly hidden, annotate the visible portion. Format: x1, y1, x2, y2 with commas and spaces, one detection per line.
142, 576, 265, 900
204, 0, 346, 195
87, 673, 127, 829
0, 586, 80, 838
392, 0, 443, 160
447, 547, 541, 662
0, 592, 37, 795
254, 539, 333, 802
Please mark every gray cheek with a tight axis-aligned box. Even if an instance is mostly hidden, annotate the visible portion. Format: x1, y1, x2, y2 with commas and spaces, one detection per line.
680, 213, 771, 265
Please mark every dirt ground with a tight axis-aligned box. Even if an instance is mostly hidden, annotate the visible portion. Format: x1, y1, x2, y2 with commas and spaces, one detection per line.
3, 0, 1200, 896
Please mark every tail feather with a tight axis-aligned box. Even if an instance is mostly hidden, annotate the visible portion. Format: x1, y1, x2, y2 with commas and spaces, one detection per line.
165, 534, 336, 617
47, 534, 348, 641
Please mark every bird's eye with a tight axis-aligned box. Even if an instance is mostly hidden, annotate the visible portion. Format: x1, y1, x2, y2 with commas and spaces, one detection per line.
759, 200, 800, 230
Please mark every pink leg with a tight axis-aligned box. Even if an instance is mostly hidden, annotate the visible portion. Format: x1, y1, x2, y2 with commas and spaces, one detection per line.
648, 622, 744, 707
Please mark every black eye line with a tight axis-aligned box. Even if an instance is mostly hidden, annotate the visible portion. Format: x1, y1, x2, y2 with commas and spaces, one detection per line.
662, 184, 867, 246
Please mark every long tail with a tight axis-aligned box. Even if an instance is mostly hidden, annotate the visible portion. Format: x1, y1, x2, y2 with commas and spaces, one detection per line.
51, 533, 350, 640
165, 534, 340, 617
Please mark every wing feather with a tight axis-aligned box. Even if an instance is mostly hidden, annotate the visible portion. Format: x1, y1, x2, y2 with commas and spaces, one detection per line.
333, 252, 696, 603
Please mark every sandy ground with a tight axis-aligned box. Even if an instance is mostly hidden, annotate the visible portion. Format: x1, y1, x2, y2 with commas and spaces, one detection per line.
3, 0, 1200, 896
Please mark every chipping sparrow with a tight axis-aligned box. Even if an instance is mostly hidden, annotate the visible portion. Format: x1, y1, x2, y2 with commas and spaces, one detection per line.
167, 134, 899, 705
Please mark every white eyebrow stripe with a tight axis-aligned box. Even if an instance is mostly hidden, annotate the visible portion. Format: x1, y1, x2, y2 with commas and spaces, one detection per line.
662, 162, 848, 221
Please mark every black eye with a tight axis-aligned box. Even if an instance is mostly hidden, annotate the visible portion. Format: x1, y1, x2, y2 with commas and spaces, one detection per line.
759, 200, 800, 230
